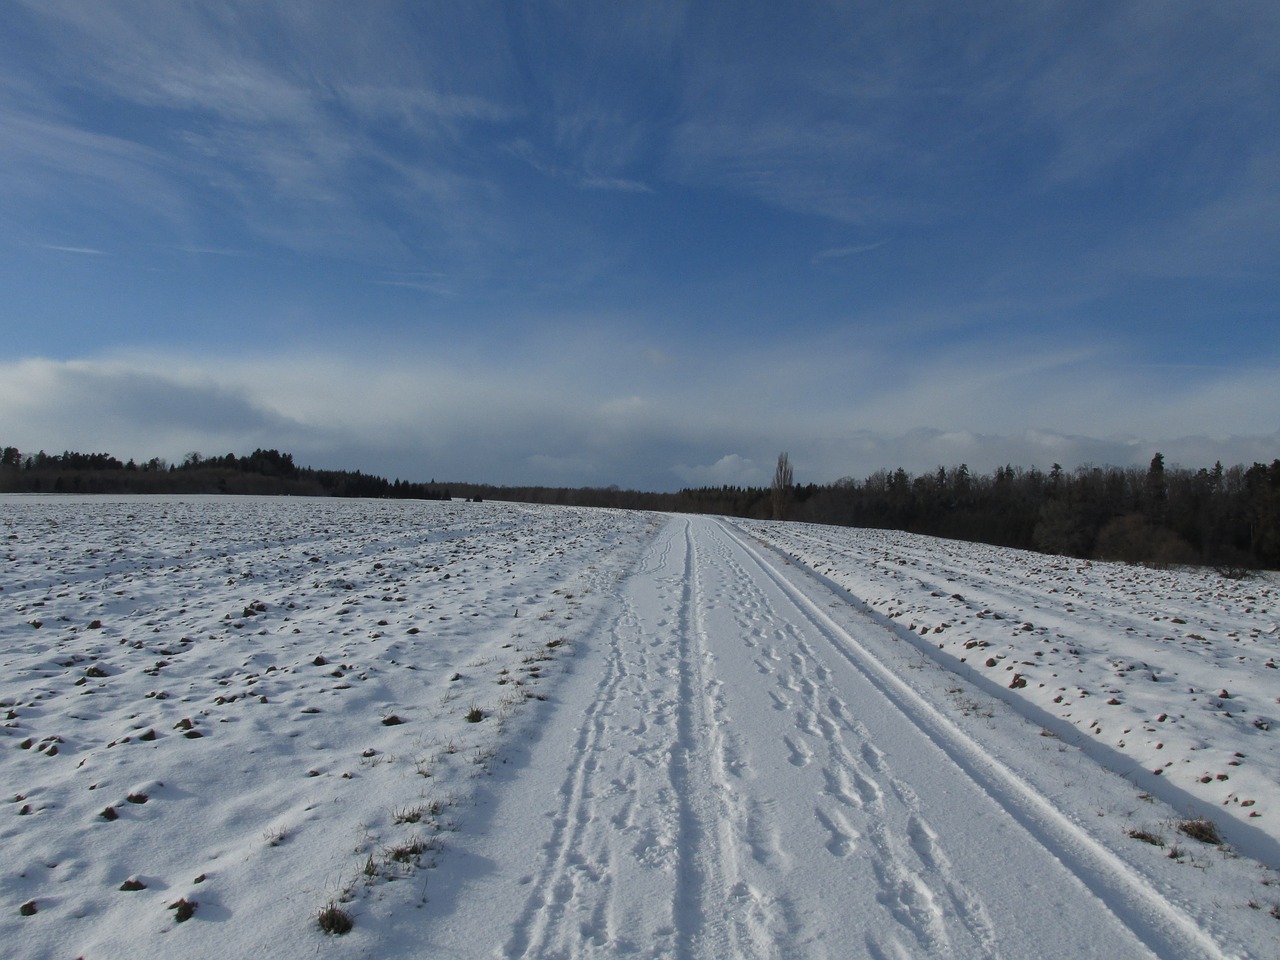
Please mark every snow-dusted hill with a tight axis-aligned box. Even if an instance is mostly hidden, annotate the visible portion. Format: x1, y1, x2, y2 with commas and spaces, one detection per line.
2, 497, 1277, 958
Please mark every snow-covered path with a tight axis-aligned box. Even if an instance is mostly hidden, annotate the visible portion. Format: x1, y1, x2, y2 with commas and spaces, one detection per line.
423, 516, 1232, 959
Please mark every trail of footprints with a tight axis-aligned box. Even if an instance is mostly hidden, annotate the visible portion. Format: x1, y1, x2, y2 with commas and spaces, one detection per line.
506, 570, 685, 957
706, 525, 999, 957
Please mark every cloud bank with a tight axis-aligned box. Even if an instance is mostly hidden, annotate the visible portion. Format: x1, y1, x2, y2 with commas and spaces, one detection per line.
3, 338, 1275, 492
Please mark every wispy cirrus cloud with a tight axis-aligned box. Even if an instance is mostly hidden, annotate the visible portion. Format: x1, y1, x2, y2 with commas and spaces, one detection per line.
1022, 2, 1280, 188
812, 241, 886, 264
0, 105, 188, 229
371, 272, 455, 296
662, 1, 1280, 294
2, 1, 523, 264
38, 244, 107, 256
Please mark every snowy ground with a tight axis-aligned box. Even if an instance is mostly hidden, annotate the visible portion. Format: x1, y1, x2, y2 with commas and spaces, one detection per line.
2, 497, 1278, 959
736, 519, 1280, 859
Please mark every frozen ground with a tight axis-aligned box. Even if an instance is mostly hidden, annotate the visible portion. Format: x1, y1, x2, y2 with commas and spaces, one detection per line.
2, 497, 1277, 959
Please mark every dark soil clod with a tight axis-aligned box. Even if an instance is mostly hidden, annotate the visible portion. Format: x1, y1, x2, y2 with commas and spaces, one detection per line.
169, 897, 197, 922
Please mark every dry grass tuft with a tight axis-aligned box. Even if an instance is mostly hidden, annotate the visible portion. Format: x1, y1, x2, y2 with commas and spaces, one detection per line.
393, 804, 426, 825
386, 837, 429, 863
1176, 817, 1222, 845
317, 900, 354, 935
1126, 828, 1164, 847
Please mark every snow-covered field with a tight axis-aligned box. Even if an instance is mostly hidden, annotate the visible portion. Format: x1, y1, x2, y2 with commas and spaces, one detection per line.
737, 519, 1280, 859
3, 496, 1278, 959
1, 496, 656, 959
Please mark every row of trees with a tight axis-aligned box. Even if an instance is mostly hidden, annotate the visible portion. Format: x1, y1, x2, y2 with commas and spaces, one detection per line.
650, 454, 1279, 570
755, 454, 1279, 571
3, 444, 1278, 569
0, 447, 454, 501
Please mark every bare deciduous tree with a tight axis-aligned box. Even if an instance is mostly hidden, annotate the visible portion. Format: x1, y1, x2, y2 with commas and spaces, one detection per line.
772, 452, 793, 520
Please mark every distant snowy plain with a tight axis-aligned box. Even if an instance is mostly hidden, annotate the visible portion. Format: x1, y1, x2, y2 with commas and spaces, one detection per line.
2, 496, 1277, 959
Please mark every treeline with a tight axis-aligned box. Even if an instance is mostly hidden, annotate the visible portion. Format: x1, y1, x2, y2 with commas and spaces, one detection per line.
3, 444, 1278, 570
0, 447, 454, 501
733, 456, 1279, 572
621, 454, 1280, 571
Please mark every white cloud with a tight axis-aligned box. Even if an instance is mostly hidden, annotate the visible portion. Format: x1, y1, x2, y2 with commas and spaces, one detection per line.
0, 105, 188, 229
0, 357, 310, 462
672, 454, 763, 488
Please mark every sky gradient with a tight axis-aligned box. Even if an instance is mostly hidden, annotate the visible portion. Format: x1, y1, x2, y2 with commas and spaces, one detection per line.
2, 1, 1278, 491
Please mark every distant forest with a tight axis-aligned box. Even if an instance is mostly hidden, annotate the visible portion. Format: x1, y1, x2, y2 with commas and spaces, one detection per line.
2, 445, 1279, 571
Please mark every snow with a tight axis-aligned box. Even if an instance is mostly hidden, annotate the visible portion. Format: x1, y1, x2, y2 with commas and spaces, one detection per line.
2, 496, 1278, 959
735, 519, 1280, 862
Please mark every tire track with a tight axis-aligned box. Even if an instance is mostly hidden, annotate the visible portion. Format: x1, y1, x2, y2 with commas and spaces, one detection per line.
503, 527, 687, 959
502, 596, 635, 958
670, 519, 716, 956
687, 525, 805, 959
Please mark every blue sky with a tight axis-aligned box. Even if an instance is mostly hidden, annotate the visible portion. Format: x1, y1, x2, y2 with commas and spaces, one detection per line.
2, 1, 1277, 491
